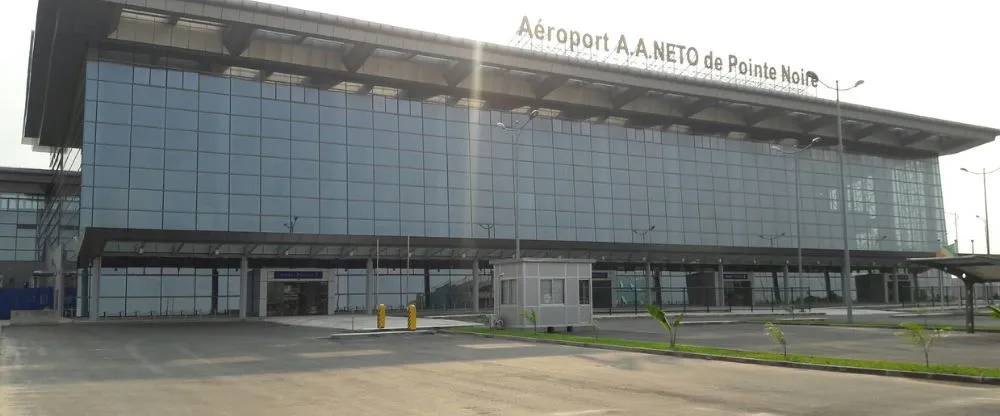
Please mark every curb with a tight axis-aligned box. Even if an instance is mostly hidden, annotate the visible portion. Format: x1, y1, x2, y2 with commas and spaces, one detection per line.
594, 312, 826, 321
769, 322, 1000, 333
327, 329, 436, 338
443, 330, 1000, 386
679, 317, 827, 326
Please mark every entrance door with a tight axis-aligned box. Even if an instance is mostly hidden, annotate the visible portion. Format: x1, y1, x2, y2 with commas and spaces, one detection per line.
266, 281, 329, 316
724, 280, 752, 307
592, 279, 612, 311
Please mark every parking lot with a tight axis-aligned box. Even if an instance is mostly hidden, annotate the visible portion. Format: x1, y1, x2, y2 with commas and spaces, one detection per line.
2, 322, 1000, 416
593, 319, 1000, 367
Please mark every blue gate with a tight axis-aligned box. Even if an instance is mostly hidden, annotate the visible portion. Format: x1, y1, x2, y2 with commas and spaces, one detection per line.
0, 288, 56, 320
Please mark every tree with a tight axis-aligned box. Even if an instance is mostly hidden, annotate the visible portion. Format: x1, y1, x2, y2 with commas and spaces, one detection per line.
765, 322, 788, 358
520, 309, 537, 333
645, 304, 684, 349
898, 322, 947, 368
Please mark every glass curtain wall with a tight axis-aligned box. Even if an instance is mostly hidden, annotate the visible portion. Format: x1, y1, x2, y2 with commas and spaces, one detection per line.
80, 58, 946, 252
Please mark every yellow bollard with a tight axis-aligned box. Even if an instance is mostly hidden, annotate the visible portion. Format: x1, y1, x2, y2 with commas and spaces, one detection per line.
407, 304, 417, 331
377, 304, 386, 329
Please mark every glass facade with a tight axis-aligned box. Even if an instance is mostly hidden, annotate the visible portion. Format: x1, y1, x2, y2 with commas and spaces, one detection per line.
80, 60, 946, 251
0, 193, 43, 262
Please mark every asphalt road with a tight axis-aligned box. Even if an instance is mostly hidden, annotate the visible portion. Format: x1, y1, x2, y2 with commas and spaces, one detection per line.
593, 319, 1000, 367
2, 322, 999, 416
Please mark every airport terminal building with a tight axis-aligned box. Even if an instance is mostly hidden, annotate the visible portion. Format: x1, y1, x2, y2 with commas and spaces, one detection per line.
20, 0, 999, 318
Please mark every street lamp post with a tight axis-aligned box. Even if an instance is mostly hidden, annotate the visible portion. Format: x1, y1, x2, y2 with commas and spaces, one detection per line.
496, 110, 540, 260
961, 166, 998, 255
478, 223, 495, 239
771, 137, 822, 308
633, 225, 656, 305
806, 71, 864, 324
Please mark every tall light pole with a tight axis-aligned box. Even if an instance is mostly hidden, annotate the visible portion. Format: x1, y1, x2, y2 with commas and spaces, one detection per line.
633, 225, 655, 305
961, 166, 998, 255
807, 71, 864, 324
771, 136, 822, 307
496, 110, 539, 260
283, 215, 299, 233
945, 211, 960, 248
478, 223, 495, 239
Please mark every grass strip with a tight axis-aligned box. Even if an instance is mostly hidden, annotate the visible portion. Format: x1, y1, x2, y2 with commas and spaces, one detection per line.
753, 319, 1000, 332
453, 327, 1000, 378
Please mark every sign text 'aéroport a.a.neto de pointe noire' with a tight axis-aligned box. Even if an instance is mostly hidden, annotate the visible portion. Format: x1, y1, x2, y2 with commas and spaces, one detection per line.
516, 16, 819, 87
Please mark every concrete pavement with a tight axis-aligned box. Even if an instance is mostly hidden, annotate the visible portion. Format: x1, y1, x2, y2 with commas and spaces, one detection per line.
2, 322, 1000, 415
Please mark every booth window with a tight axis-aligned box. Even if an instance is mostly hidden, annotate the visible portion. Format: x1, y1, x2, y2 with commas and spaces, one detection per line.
500, 279, 517, 304
579, 280, 590, 304
541, 278, 565, 304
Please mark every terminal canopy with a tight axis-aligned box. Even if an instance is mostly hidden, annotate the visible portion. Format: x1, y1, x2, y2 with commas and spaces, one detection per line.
906, 255, 1000, 283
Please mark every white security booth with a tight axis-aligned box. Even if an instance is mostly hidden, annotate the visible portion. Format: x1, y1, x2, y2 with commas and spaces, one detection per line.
254, 268, 337, 317
491, 258, 594, 332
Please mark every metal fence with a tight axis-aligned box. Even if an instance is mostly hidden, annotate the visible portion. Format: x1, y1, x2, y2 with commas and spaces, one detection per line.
592, 285, 819, 314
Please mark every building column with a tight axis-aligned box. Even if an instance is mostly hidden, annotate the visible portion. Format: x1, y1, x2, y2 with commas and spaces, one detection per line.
327, 270, 337, 315
894, 267, 902, 304
365, 258, 374, 314
782, 263, 790, 305
882, 272, 890, 304
910, 270, 919, 304
239, 256, 248, 320
472, 259, 480, 313
54, 244, 64, 319
716, 263, 725, 307
89, 257, 101, 321
77, 268, 88, 318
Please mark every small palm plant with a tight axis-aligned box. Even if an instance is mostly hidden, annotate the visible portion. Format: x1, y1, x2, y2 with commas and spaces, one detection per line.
988, 304, 1000, 320
592, 319, 600, 341
898, 322, 947, 369
781, 304, 797, 320
520, 308, 537, 333
645, 304, 684, 349
765, 321, 788, 358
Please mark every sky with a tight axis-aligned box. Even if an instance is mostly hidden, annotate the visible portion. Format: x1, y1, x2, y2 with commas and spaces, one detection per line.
1, 0, 996, 253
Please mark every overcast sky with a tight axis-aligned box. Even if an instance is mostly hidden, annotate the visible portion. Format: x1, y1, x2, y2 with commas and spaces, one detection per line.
2, 0, 996, 253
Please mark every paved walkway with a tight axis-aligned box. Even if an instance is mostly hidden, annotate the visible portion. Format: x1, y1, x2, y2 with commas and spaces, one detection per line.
264, 315, 479, 332
3, 323, 999, 416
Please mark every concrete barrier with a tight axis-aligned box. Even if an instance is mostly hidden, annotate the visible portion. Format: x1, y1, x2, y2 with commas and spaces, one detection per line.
9, 309, 59, 325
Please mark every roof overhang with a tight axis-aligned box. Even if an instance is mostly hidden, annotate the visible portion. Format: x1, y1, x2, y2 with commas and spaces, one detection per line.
78, 227, 935, 271
0, 167, 80, 196
906, 255, 1000, 283
24, 0, 998, 157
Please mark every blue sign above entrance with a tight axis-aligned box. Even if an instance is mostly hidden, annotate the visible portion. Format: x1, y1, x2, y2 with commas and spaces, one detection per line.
273, 271, 324, 280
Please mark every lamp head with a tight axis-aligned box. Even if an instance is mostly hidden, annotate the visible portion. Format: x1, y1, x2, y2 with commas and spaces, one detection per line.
649, 225, 656, 231
810, 137, 821, 144
495, 122, 507, 129
854, 80, 865, 87
527, 109, 539, 120
769, 145, 782, 152
961, 167, 971, 173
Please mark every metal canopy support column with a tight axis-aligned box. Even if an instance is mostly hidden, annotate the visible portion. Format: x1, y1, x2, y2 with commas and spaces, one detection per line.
716, 262, 725, 308
782, 263, 790, 305
964, 278, 976, 333
472, 259, 480, 313
89, 257, 101, 321
365, 258, 374, 314
239, 256, 248, 320
910, 270, 919, 305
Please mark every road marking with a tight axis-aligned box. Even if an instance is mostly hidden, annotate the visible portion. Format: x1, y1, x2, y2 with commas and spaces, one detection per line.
460, 342, 535, 349
546, 410, 621, 415
297, 350, 391, 359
